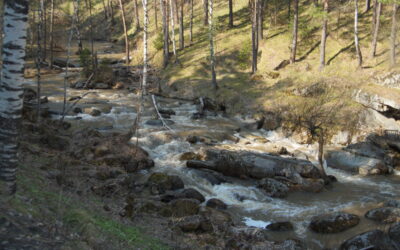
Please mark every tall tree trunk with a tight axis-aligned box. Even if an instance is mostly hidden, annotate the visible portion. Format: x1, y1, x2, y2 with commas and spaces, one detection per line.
208, 0, 217, 89
229, 0, 233, 28
288, 0, 291, 21
37, 1, 43, 122
118, 0, 130, 64
319, 0, 328, 70
390, 3, 398, 67
354, 0, 363, 68
317, 134, 327, 177
160, 0, 169, 68
49, 0, 55, 68
42, 0, 47, 62
251, 0, 259, 73
142, 0, 149, 94
0, 0, 29, 195
203, 0, 209, 25
257, 0, 263, 40
134, 0, 141, 30
85, 0, 95, 68
179, 0, 184, 50
371, 0, 381, 58
110, 0, 115, 25
169, 0, 178, 62
190, 0, 194, 43
365, 0, 371, 12
74, 0, 83, 54
290, 0, 299, 64
154, 0, 158, 30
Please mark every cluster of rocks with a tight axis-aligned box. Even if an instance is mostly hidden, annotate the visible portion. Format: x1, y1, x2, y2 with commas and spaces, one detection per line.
326, 133, 400, 175
307, 200, 400, 249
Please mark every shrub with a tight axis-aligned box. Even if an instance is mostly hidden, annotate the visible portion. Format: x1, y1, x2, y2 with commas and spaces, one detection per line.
153, 32, 164, 51
237, 39, 252, 70
79, 48, 92, 78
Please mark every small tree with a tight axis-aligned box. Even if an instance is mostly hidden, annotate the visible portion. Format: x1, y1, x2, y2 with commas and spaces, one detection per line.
280, 83, 361, 177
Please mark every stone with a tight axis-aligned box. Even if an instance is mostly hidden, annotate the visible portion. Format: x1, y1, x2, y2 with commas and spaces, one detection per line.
170, 199, 200, 217
309, 212, 360, 233
145, 119, 174, 126
93, 83, 110, 89
178, 215, 202, 232
53, 58, 77, 68
206, 198, 227, 210
89, 108, 101, 117
194, 169, 228, 185
326, 150, 391, 175
266, 221, 294, 231
161, 188, 205, 203
179, 152, 202, 161
73, 107, 82, 114
258, 178, 289, 198
340, 230, 398, 250
147, 172, 184, 195
365, 207, 400, 223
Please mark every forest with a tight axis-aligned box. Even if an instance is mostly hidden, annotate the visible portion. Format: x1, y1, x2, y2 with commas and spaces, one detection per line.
1, 0, 400, 249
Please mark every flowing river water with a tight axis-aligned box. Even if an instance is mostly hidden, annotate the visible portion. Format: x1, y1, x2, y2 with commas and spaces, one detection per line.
25, 42, 400, 249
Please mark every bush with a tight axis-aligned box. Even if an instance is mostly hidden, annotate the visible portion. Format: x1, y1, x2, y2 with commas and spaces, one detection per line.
94, 58, 114, 84
153, 32, 164, 51
79, 48, 92, 78
237, 39, 252, 70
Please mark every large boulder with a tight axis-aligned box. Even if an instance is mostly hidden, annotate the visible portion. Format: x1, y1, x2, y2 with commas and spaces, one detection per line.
365, 207, 400, 223
160, 188, 205, 203
206, 198, 228, 210
187, 149, 322, 181
325, 150, 391, 175
258, 178, 289, 198
266, 221, 294, 231
177, 215, 213, 233
309, 212, 360, 233
340, 230, 398, 250
170, 199, 200, 217
147, 172, 184, 195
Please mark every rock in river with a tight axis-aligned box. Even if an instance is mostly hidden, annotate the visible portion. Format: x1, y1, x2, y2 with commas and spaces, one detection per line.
309, 212, 360, 233
365, 207, 400, 223
258, 178, 289, 198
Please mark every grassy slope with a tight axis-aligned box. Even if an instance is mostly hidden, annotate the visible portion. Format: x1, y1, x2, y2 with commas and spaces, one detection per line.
102, 0, 400, 114
6, 142, 169, 250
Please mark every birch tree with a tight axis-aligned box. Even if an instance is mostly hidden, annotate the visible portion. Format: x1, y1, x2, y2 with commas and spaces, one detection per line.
0, 0, 29, 194
208, 0, 217, 89
142, 0, 149, 94
169, 0, 178, 62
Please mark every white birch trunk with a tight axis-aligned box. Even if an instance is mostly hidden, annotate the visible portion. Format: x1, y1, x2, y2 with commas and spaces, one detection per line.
0, 0, 29, 194
142, 0, 149, 94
